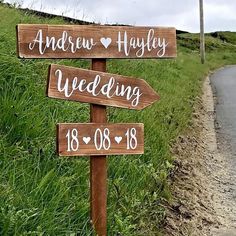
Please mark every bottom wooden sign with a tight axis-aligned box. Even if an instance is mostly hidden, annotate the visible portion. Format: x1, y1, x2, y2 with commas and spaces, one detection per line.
57, 123, 144, 156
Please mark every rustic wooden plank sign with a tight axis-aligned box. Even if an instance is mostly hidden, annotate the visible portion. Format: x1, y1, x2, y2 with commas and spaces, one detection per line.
47, 64, 160, 110
16, 24, 176, 59
16, 20, 177, 236
57, 123, 144, 156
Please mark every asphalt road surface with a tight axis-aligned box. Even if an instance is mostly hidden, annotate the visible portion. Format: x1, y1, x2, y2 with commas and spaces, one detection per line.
211, 66, 236, 163
210, 66, 236, 235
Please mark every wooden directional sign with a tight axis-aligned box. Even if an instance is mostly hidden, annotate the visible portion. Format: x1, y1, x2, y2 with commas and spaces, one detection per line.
57, 123, 144, 156
16, 21, 177, 236
47, 64, 160, 110
16, 24, 176, 59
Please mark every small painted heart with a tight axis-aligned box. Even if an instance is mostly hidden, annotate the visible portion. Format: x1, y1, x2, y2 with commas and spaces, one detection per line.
100, 37, 112, 49
83, 137, 91, 144
115, 136, 122, 144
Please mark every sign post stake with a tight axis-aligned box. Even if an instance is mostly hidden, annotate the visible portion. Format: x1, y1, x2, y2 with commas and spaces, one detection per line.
90, 59, 107, 236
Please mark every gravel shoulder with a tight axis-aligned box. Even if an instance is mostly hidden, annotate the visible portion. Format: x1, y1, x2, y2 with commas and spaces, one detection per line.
163, 75, 236, 236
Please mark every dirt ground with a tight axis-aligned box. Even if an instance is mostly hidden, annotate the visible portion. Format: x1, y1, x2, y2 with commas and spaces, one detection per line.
163, 76, 236, 236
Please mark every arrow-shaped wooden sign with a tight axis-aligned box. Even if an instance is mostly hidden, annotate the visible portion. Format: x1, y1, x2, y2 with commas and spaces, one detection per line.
16, 24, 176, 59
47, 64, 160, 110
57, 123, 144, 156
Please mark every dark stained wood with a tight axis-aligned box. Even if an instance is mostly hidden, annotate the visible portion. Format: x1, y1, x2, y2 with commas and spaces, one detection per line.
57, 123, 144, 156
90, 59, 107, 236
47, 64, 160, 110
16, 24, 177, 59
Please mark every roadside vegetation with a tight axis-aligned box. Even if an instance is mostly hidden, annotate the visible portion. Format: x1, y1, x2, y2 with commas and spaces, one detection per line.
1, 3, 236, 235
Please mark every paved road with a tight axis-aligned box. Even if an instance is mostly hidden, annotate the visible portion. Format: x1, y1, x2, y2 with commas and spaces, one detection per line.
211, 66, 236, 163
210, 66, 236, 235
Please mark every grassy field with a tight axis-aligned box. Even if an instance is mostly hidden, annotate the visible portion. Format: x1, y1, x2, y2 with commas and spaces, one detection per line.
1, 3, 236, 235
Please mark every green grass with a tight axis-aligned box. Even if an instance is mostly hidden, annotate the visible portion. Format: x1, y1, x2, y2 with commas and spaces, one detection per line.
1, 3, 236, 235
209, 31, 236, 45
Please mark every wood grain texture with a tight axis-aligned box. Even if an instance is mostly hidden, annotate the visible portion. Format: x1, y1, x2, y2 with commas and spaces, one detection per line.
16, 24, 176, 59
57, 123, 144, 156
47, 64, 160, 110
90, 58, 107, 236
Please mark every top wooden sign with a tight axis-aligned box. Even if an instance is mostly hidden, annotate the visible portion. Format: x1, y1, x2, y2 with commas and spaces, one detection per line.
16, 24, 177, 59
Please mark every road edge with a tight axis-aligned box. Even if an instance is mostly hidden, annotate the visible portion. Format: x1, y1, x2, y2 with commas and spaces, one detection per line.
163, 75, 236, 235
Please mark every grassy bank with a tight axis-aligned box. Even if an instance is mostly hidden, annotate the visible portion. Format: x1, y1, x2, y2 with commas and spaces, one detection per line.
1, 3, 236, 235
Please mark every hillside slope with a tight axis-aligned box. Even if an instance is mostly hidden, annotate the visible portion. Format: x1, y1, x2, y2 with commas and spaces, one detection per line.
1, 3, 236, 235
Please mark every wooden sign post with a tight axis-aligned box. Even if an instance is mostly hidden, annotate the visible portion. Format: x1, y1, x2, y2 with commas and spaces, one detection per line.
90, 59, 107, 236
16, 24, 177, 236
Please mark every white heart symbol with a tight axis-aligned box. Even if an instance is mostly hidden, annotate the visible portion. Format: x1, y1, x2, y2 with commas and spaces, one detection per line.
83, 137, 91, 144
115, 136, 122, 144
100, 37, 112, 49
